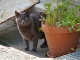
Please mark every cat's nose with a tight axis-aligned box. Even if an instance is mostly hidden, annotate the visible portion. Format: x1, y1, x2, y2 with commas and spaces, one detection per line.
22, 20, 25, 23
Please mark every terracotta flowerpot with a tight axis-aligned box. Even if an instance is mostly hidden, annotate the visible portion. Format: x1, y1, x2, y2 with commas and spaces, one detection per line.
42, 23, 80, 58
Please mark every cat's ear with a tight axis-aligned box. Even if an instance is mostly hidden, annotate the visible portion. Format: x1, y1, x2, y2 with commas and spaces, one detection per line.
15, 11, 20, 18
25, 12, 30, 17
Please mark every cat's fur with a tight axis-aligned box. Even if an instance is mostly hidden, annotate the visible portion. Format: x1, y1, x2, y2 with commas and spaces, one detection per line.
15, 11, 47, 52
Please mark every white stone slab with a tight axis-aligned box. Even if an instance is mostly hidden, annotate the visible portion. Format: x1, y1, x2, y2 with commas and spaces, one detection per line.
0, 0, 39, 23
0, 45, 39, 60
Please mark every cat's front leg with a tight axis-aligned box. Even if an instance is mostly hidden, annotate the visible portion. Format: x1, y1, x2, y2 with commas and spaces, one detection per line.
24, 39, 29, 51
32, 39, 38, 52
40, 38, 48, 48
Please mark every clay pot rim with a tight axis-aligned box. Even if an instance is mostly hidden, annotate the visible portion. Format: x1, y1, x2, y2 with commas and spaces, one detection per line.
47, 52, 56, 58
41, 23, 79, 34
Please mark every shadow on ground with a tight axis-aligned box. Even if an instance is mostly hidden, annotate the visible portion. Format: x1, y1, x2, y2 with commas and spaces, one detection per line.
0, 26, 48, 58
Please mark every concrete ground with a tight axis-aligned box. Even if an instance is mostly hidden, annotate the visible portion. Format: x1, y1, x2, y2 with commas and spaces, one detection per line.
0, 26, 49, 58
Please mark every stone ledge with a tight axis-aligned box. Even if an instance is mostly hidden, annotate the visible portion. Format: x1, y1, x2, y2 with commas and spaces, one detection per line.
0, 45, 39, 60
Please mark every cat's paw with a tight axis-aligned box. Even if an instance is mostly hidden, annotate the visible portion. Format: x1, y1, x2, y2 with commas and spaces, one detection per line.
45, 53, 47, 57
25, 48, 29, 51
32, 49, 37, 52
40, 44, 48, 48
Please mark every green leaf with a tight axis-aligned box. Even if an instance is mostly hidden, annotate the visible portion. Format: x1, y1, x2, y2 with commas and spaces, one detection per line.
38, 27, 42, 32
0, 9, 6, 18
56, 22, 62, 27
1, 9, 6, 18
68, 51, 70, 54
76, 26, 80, 32
57, 24, 62, 27
71, 26, 74, 29
71, 48, 75, 51
68, 28, 72, 33
44, 3, 51, 11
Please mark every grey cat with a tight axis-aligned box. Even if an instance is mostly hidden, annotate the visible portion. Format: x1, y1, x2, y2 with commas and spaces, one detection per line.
15, 11, 47, 52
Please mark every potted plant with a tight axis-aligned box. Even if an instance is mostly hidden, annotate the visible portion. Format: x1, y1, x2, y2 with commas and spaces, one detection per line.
41, 0, 80, 58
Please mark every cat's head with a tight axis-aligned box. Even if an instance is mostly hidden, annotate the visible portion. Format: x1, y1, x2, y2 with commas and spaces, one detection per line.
15, 11, 31, 26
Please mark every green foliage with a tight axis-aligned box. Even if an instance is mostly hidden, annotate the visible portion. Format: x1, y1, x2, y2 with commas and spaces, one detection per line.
69, 48, 75, 54
38, 27, 42, 32
41, 0, 80, 32
77, 26, 80, 32
0, 9, 6, 19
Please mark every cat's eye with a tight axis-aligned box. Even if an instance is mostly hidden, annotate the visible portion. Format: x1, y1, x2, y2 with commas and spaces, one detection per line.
25, 18, 27, 20
19, 18, 22, 21
19, 19, 22, 22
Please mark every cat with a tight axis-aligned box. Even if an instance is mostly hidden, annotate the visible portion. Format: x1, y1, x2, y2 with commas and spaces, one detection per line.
15, 11, 47, 52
